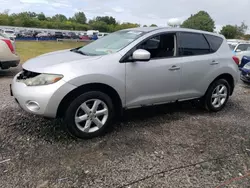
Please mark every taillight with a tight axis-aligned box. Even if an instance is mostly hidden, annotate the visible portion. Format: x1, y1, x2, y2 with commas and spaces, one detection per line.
1, 39, 15, 54
232, 56, 240, 65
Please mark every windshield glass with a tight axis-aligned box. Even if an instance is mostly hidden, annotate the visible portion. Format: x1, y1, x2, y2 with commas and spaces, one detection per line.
78, 30, 145, 56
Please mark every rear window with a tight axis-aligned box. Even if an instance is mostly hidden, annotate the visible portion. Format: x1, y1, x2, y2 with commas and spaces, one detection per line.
179, 32, 210, 56
205, 34, 223, 52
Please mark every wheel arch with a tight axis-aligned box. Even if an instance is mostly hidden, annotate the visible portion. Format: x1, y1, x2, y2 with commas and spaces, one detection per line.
57, 83, 123, 118
206, 73, 235, 96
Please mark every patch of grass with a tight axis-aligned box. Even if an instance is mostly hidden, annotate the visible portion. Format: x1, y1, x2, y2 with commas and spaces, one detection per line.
15, 41, 86, 64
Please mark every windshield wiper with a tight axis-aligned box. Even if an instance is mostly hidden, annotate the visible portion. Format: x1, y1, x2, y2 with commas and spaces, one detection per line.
70, 49, 87, 56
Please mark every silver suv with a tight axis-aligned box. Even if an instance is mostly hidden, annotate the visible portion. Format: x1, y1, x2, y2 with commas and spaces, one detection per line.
11, 27, 239, 139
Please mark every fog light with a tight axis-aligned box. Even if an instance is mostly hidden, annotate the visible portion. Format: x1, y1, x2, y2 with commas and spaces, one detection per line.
26, 101, 40, 112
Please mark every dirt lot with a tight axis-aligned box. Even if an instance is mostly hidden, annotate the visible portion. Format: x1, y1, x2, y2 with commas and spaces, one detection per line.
1, 67, 250, 188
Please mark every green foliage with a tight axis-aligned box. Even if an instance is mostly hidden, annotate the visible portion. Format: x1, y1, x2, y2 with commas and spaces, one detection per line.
220, 22, 248, 39
181, 11, 215, 32
52, 14, 67, 22
95, 16, 117, 25
72, 12, 87, 24
236, 22, 248, 37
0, 11, 140, 32
37, 13, 46, 21
150, 24, 157, 27
220, 25, 238, 39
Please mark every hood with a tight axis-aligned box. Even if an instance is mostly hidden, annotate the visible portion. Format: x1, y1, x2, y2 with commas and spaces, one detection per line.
22, 49, 102, 73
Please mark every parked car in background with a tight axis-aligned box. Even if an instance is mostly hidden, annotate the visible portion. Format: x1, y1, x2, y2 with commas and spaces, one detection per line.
98, 33, 109, 38
0, 33, 16, 49
1, 29, 16, 40
36, 32, 48, 38
79, 35, 90, 40
240, 62, 250, 84
239, 56, 250, 69
0, 33, 19, 69
68, 32, 79, 39
54, 32, 64, 39
231, 43, 250, 64
11, 27, 239, 139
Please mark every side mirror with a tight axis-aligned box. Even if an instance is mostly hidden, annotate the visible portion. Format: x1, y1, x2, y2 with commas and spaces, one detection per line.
235, 49, 241, 52
132, 49, 151, 61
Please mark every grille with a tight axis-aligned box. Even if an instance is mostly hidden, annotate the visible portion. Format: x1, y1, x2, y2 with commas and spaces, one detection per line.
17, 69, 40, 80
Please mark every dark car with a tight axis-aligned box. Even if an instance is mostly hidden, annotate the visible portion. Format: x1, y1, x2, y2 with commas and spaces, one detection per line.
240, 62, 250, 84
68, 32, 79, 39
240, 56, 250, 69
54, 32, 64, 39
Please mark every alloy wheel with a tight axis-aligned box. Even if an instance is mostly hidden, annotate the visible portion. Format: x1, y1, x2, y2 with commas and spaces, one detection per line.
75, 99, 109, 133
211, 84, 228, 108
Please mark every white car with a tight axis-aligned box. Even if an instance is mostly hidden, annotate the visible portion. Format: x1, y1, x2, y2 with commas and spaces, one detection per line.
1, 29, 16, 40
231, 43, 250, 63
0, 33, 20, 69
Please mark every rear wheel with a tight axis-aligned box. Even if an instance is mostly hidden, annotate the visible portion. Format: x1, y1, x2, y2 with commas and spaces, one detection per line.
204, 79, 230, 112
64, 91, 114, 139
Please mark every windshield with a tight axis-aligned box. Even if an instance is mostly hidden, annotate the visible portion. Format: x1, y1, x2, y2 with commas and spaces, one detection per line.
77, 30, 145, 56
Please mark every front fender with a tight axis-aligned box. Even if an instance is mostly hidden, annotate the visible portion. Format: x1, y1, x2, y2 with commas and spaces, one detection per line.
67, 74, 126, 106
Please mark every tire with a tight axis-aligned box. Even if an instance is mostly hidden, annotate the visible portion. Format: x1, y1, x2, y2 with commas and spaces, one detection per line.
64, 91, 114, 139
204, 79, 230, 112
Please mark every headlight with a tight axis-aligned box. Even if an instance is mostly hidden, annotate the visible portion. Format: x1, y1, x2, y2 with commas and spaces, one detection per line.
243, 63, 250, 70
21, 73, 63, 86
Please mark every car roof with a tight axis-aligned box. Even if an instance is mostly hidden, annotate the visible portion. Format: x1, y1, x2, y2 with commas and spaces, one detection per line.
123, 27, 224, 38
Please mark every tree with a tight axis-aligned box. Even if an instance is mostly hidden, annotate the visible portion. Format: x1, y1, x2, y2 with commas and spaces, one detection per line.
236, 22, 248, 37
52, 14, 67, 22
72, 12, 87, 24
220, 25, 238, 39
95, 16, 116, 25
0, 10, 141, 32
150, 24, 157, 27
90, 21, 109, 32
37, 13, 46, 21
181, 11, 215, 32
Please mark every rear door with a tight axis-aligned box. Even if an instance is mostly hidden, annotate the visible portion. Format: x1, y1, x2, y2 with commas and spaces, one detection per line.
178, 32, 222, 100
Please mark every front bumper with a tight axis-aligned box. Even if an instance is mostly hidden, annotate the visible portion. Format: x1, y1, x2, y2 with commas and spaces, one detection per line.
241, 74, 250, 83
11, 72, 76, 118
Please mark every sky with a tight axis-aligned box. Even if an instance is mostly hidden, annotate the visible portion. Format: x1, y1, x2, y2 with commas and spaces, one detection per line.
0, 0, 250, 32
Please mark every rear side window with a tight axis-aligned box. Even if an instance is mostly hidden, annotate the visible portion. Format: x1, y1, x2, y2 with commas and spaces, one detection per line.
178, 32, 210, 56
204, 34, 223, 52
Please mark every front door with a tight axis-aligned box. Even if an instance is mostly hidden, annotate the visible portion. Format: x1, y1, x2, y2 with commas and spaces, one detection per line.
125, 33, 182, 108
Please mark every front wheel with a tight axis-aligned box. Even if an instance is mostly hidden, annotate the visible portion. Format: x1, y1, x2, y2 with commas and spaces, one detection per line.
204, 79, 230, 112
64, 91, 114, 139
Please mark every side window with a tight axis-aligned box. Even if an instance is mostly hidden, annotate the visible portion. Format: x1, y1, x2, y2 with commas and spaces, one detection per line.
179, 32, 210, 56
204, 34, 223, 52
137, 33, 176, 59
237, 44, 247, 51
246, 44, 250, 51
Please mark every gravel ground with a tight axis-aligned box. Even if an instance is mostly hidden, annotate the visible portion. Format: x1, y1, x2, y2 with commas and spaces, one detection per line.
1, 67, 250, 188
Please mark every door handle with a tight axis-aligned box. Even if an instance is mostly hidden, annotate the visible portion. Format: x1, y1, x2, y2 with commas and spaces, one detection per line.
169, 65, 180, 71
210, 60, 219, 65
